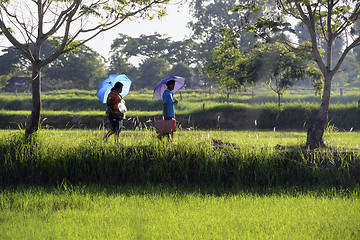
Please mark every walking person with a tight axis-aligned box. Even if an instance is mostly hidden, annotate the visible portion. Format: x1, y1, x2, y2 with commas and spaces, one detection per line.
104, 82, 126, 142
160, 79, 178, 139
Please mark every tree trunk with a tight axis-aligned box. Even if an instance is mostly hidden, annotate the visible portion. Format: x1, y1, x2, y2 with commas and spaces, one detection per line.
306, 74, 332, 149
276, 93, 281, 122
277, 93, 281, 110
25, 66, 42, 136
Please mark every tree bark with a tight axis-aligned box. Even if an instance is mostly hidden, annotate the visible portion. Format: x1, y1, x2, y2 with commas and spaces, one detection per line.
306, 74, 332, 149
25, 65, 42, 136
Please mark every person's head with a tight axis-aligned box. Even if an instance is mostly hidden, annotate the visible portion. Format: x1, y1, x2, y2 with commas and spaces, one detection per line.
111, 82, 123, 93
166, 80, 175, 90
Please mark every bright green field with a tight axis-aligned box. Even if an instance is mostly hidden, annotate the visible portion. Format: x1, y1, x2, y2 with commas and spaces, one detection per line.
1, 128, 359, 148
1, 185, 359, 239
1, 130, 360, 239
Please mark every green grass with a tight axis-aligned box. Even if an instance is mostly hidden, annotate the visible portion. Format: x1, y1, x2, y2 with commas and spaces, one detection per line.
1, 87, 359, 112
0, 185, 359, 239
0, 128, 358, 150
1, 129, 359, 187
1, 88, 359, 238
0, 129, 359, 238
1, 88, 359, 131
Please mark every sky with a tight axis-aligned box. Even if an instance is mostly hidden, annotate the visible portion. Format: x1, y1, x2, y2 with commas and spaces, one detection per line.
86, 2, 191, 61
0, 2, 191, 65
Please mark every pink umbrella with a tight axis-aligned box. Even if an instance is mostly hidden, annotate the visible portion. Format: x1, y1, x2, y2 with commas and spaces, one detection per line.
152, 76, 185, 100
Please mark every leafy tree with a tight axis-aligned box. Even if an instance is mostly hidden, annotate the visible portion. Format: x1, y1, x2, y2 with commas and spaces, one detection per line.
247, 43, 321, 109
0, 0, 170, 135
189, 0, 257, 64
107, 34, 141, 84
189, 0, 267, 87
345, 20, 360, 86
138, 56, 170, 87
207, 29, 321, 107
109, 33, 197, 67
206, 28, 248, 94
108, 51, 133, 76
165, 39, 199, 66
189, 0, 239, 87
0, 47, 30, 88
43, 44, 107, 90
341, 50, 360, 86
0, 40, 107, 90
168, 62, 193, 87
0, 47, 29, 75
235, 0, 360, 149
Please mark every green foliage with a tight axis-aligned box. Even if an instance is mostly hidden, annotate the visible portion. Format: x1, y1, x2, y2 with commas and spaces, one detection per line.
206, 28, 248, 92
168, 62, 194, 86
139, 56, 170, 87
207, 37, 322, 100
1, 0, 172, 135
189, 0, 258, 65
42, 44, 107, 89
0, 47, 29, 75
0, 40, 108, 90
109, 33, 196, 66
108, 34, 197, 88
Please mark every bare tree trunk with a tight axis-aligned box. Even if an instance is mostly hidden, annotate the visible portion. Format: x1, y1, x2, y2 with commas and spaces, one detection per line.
277, 93, 281, 110
276, 93, 281, 122
25, 66, 42, 136
306, 74, 332, 149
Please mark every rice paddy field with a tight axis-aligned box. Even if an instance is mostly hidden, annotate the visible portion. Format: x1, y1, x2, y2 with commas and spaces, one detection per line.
0, 129, 360, 239
1, 184, 359, 239
1, 87, 360, 239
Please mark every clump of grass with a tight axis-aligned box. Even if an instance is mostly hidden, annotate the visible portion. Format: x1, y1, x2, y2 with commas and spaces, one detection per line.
0, 129, 359, 188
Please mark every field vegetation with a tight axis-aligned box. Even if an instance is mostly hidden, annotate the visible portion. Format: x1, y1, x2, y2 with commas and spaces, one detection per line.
0, 88, 359, 238
1, 184, 359, 239
1, 87, 359, 131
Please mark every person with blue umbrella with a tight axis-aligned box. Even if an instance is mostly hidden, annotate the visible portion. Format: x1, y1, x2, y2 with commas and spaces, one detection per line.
97, 74, 131, 142
103, 82, 127, 142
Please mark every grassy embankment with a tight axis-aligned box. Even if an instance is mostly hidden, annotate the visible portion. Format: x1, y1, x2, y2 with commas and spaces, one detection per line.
0, 88, 359, 130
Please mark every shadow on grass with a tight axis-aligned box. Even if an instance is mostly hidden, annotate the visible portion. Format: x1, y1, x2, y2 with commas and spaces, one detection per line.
1, 135, 359, 191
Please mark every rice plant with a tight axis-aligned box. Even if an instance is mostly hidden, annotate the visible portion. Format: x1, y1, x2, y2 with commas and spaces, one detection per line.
0, 184, 359, 239
0, 129, 359, 188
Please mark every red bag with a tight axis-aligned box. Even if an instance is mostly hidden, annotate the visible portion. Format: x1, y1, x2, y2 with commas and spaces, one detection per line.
155, 119, 176, 134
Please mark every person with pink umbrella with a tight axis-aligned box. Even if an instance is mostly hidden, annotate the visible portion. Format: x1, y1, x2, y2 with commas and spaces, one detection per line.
159, 79, 178, 139
163, 79, 178, 121
153, 76, 185, 139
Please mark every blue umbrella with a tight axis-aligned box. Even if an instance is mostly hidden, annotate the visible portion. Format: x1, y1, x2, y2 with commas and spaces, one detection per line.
96, 74, 132, 103
153, 76, 185, 100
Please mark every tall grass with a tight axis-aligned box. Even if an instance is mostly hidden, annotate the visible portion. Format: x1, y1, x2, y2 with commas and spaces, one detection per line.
0, 129, 359, 188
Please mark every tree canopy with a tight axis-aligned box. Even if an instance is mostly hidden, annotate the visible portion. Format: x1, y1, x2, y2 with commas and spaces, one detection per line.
234, 0, 360, 148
